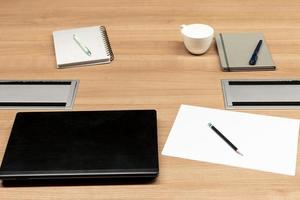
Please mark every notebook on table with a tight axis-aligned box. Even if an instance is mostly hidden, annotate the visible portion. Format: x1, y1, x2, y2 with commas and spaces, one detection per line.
0, 110, 159, 184
215, 32, 276, 71
53, 26, 114, 68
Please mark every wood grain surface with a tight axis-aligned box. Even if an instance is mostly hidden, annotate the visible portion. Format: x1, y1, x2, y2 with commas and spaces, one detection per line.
1, 0, 300, 199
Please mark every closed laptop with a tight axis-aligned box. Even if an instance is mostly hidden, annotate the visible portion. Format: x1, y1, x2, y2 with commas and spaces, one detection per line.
0, 110, 159, 182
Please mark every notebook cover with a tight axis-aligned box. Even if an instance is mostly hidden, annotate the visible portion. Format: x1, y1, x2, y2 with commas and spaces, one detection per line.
0, 110, 159, 180
53, 26, 114, 68
216, 32, 276, 71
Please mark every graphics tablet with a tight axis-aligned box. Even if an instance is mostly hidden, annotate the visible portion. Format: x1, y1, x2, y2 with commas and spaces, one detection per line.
0, 110, 159, 182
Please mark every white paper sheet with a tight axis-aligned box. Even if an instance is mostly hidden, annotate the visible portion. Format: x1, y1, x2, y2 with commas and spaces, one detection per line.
162, 105, 300, 176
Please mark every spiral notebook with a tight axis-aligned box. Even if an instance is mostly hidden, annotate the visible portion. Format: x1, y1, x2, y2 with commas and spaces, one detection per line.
53, 26, 114, 68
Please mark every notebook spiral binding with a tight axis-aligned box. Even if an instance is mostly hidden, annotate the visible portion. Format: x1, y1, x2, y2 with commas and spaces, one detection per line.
100, 26, 114, 61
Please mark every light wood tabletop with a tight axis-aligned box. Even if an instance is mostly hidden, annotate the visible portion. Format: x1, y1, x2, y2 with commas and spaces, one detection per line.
1, 0, 300, 199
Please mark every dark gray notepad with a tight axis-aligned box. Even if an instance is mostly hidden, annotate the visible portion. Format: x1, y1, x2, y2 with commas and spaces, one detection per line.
216, 32, 276, 71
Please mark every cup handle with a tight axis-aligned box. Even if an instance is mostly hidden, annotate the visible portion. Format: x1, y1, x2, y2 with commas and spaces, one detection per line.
180, 24, 186, 29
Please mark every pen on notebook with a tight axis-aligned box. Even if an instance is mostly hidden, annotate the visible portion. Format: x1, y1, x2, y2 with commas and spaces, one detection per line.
73, 34, 92, 56
249, 39, 263, 65
208, 123, 243, 156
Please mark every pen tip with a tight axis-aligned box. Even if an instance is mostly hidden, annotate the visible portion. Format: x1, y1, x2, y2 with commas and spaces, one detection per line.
208, 122, 212, 127
236, 150, 243, 156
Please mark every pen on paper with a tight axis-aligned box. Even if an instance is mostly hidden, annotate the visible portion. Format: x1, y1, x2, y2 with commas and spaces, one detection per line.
249, 39, 263, 65
73, 34, 92, 56
208, 123, 243, 156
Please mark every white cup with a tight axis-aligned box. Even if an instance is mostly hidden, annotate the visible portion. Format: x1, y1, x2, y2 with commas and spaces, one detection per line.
180, 24, 214, 55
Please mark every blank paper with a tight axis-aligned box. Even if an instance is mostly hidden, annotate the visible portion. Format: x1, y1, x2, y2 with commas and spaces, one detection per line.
162, 105, 300, 176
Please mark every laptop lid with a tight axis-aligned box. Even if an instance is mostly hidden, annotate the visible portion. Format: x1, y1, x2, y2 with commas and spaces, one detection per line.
0, 110, 159, 180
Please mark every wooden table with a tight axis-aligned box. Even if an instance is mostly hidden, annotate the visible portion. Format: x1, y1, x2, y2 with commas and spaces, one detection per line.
1, 0, 300, 199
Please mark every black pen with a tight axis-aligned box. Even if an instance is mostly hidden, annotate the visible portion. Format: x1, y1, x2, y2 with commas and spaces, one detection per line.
208, 123, 243, 156
249, 39, 263, 65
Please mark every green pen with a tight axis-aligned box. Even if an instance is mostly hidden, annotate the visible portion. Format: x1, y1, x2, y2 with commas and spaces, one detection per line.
73, 34, 92, 56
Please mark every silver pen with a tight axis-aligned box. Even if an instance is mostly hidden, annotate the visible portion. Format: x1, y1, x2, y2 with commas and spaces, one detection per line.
73, 34, 92, 56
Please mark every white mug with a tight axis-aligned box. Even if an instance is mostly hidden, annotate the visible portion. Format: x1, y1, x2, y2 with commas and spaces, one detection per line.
180, 24, 214, 55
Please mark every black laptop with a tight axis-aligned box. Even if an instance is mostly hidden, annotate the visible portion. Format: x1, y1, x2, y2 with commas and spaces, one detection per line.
0, 110, 159, 182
